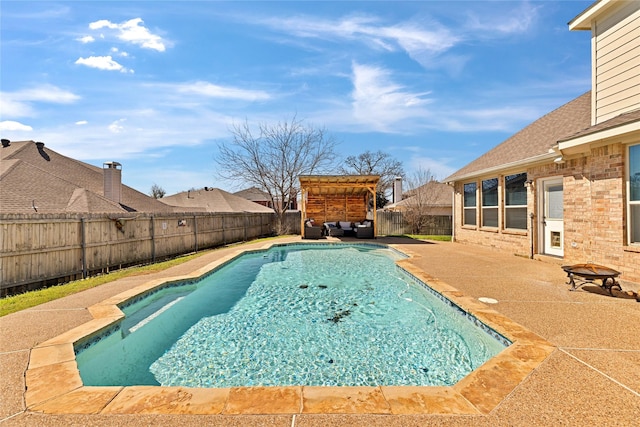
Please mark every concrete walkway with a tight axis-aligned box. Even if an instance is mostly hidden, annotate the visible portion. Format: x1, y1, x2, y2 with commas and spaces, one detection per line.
1, 236, 639, 426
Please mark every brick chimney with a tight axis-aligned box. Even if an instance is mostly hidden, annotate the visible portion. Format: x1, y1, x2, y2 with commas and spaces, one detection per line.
393, 176, 403, 204
103, 162, 122, 203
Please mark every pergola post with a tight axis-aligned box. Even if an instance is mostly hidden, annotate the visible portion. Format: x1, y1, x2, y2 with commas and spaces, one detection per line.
300, 188, 307, 236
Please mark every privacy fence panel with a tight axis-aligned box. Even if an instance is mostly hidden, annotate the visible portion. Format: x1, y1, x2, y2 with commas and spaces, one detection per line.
283, 211, 302, 235
0, 212, 275, 296
376, 211, 409, 235
376, 211, 452, 236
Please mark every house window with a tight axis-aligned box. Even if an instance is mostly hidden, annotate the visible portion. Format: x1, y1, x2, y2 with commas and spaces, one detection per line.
482, 178, 498, 227
629, 144, 640, 244
504, 173, 527, 230
463, 182, 477, 226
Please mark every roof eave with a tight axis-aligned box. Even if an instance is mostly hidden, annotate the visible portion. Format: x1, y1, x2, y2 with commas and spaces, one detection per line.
558, 120, 640, 151
569, 0, 617, 31
445, 152, 559, 184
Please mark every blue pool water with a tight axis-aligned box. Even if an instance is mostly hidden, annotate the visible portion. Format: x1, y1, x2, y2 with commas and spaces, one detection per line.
75, 243, 508, 387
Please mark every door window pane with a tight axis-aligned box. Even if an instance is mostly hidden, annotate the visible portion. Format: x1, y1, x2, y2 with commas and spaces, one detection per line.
547, 185, 563, 219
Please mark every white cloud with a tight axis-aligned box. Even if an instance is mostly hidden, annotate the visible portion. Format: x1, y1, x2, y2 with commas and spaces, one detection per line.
108, 118, 126, 133
88, 18, 168, 52
350, 63, 431, 131
0, 97, 35, 118
75, 55, 132, 73
9, 85, 80, 103
77, 35, 95, 43
408, 155, 456, 181
0, 121, 33, 131
465, 3, 540, 36
0, 85, 80, 119
110, 47, 129, 57
75, 120, 88, 125
172, 81, 271, 101
258, 14, 460, 70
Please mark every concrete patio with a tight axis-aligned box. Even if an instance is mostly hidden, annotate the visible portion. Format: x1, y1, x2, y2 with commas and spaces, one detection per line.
1, 236, 639, 426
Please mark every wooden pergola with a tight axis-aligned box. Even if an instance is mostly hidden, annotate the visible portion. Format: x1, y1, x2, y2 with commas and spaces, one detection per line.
299, 175, 380, 237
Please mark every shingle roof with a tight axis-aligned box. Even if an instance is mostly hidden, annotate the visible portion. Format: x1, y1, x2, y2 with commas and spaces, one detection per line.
558, 107, 640, 142
386, 181, 453, 209
233, 187, 271, 202
159, 188, 275, 213
0, 140, 177, 214
445, 92, 592, 182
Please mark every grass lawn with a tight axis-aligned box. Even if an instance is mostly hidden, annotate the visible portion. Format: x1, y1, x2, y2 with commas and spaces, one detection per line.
0, 252, 208, 317
0, 236, 291, 317
405, 234, 452, 242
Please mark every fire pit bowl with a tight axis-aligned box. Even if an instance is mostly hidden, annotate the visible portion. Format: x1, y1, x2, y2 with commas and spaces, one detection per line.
562, 263, 621, 295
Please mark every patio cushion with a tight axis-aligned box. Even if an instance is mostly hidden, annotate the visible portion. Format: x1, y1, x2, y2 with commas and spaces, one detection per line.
339, 221, 353, 230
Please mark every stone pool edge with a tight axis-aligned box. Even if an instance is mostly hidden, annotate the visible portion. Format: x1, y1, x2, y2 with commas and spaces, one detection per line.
23, 241, 556, 416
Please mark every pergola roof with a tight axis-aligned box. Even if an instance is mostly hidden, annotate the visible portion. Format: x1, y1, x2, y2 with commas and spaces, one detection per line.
298, 175, 380, 196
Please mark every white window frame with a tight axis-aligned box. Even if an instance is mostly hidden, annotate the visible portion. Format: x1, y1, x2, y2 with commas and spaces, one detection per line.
463, 182, 477, 226
481, 177, 499, 228
504, 173, 528, 230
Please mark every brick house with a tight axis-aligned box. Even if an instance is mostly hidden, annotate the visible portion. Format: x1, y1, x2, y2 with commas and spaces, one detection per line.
234, 187, 298, 211
445, 0, 640, 283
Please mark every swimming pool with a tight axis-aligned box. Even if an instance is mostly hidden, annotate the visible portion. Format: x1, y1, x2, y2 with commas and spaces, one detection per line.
75, 243, 508, 388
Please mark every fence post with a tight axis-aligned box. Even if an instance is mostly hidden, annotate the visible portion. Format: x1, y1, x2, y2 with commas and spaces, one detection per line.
150, 215, 156, 263
194, 215, 198, 252
81, 217, 87, 279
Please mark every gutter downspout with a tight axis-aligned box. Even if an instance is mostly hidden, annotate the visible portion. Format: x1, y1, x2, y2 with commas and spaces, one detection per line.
529, 212, 535, 259
450, 185, 455, 242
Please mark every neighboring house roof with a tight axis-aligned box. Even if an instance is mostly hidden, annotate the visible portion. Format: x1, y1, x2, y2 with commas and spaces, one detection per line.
159, 187, 274, 213
233, 187, 272, 203
386, 181, 453, 209
445, 92, 592, 182
0, 140, 176, 214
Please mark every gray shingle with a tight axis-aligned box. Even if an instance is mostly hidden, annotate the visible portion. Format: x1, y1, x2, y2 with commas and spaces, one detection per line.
160, 188, 274, 213
446, 92, 592, 181
0, 140, 177, 214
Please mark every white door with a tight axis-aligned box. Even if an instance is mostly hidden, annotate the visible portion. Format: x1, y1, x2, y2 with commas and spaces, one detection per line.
542, 179, 564, 257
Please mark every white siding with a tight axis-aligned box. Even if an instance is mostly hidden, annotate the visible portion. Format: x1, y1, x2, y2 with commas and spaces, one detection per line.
593, 2, 640, 124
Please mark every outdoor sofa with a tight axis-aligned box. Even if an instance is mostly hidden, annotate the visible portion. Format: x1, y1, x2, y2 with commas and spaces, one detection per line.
303, 219, 324, 239
355, 220, 374, 238
323, 222, 345, 237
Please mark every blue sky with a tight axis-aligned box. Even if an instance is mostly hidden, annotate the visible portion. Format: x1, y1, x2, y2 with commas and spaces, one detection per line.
1, 1, 594, 195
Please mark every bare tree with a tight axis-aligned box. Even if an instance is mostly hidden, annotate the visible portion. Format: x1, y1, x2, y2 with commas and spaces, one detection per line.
149, 183, 166, 199
338, 150, 404, 208
216, 116, 338, 234
402, 169, 450, 235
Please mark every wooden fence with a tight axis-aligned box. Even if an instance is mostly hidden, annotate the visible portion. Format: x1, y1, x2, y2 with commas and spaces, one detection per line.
0, 212, 276, 296
376, 211, 452, 236
0, 210, 450, 296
